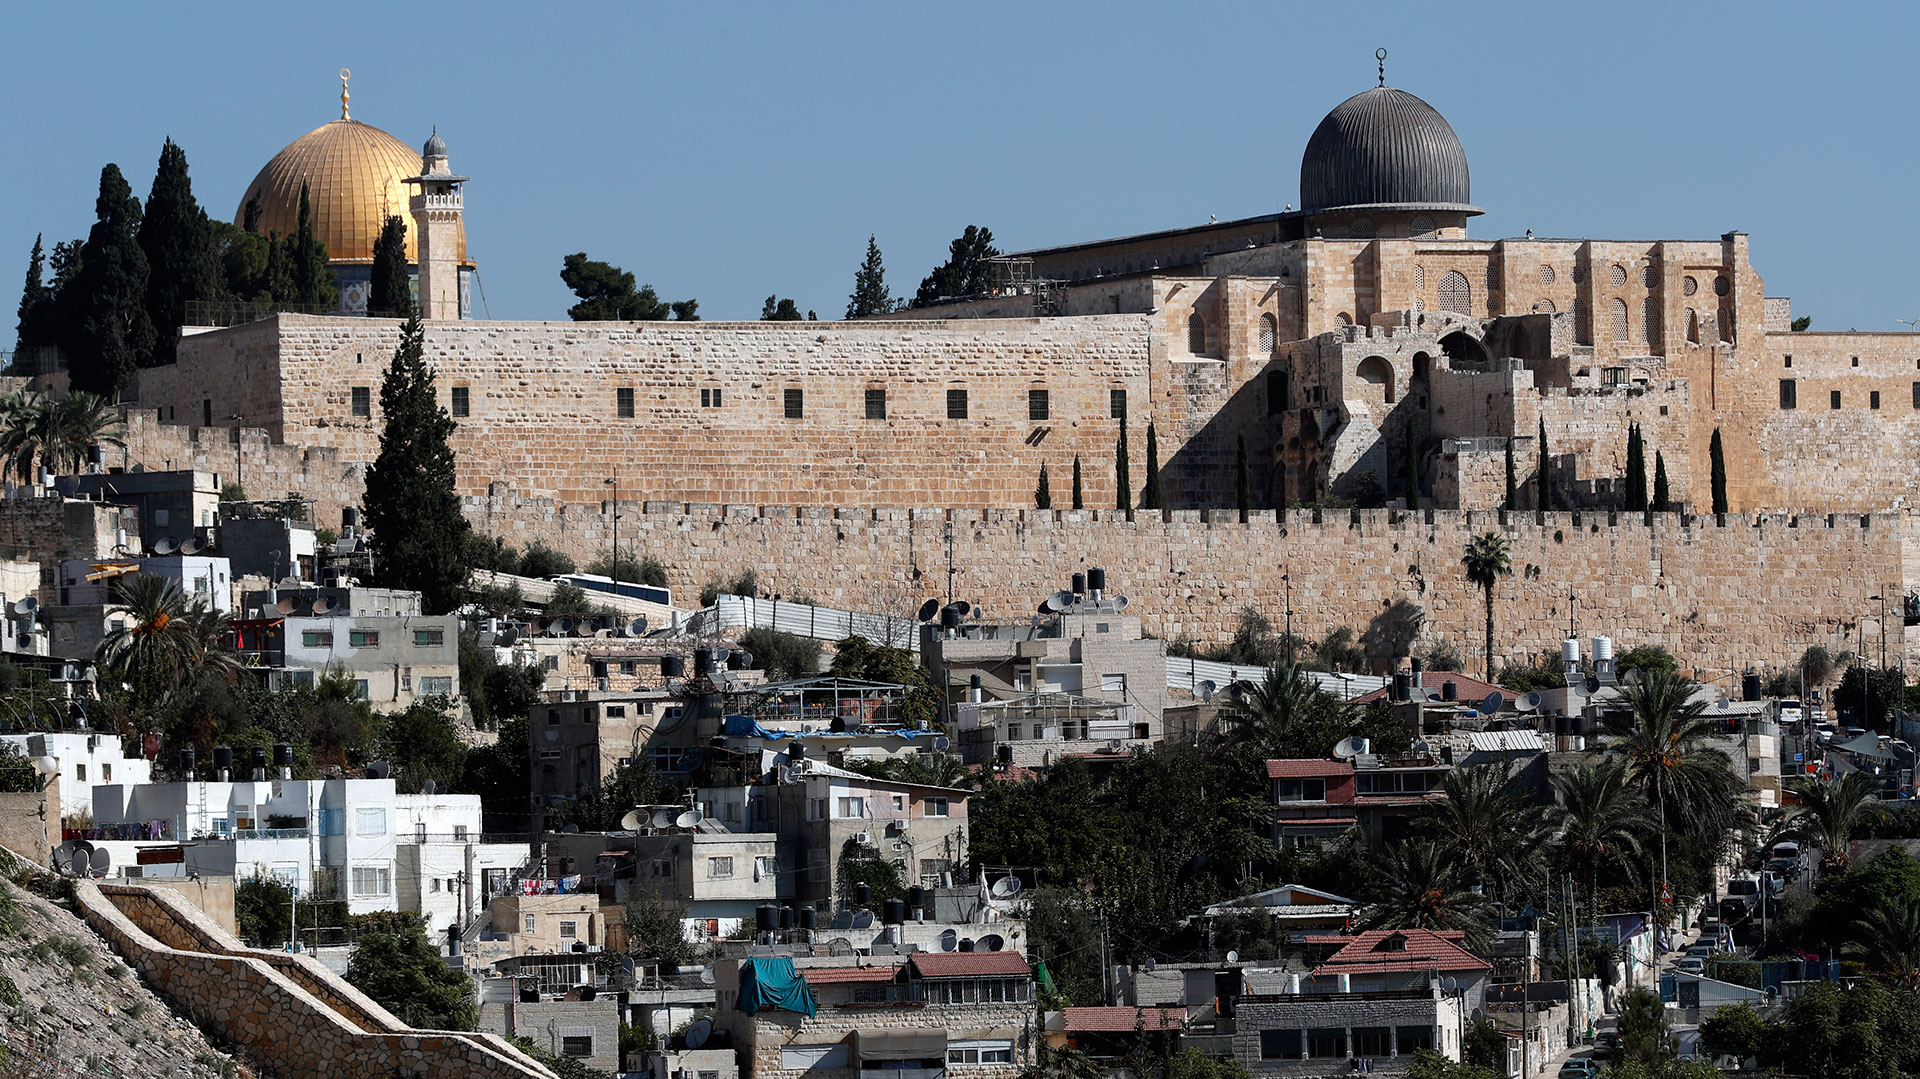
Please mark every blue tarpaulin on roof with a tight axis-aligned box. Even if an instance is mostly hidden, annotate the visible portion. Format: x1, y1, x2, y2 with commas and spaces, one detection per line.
740, 957, 817, 1017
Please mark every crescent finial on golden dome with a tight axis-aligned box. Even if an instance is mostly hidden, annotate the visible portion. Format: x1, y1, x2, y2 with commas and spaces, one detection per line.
339, 68, 351, 120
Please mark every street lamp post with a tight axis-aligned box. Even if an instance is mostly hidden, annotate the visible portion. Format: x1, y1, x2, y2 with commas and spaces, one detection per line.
1872, 593, 1889, 672
604, 477, 619, 597
1282, 572, 1294, 663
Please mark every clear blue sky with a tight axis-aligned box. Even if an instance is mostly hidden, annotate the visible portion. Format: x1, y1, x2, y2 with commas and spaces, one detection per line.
4, 2, 1916, 328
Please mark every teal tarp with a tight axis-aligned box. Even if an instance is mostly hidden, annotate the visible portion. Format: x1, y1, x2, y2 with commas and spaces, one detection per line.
740, 957, 818, 1017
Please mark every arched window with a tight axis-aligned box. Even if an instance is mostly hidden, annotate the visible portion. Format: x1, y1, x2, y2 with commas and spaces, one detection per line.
1356, 356, 1395, 403
1349, 218, 1376, 239
1685, 308, 1699, 343
1536, 299, 1556, 314
1258, 314, 1277, 355
1335, 313, 1352, 327
1643, 265, 1659, 288
1642, 297, 1659, 344
1611, 298, 1630, 342
1187, 312, 1206, 354
1414, 266, 1426, 291
1409, 214, 1436, 238
1540, 265, 1556, 287
1437, 270, 1470, 314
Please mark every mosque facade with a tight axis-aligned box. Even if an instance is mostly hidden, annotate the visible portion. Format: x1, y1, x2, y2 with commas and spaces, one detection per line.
141, 67, 1920, 520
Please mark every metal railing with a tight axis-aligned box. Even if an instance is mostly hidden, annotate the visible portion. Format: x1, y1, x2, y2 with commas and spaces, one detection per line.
182, 299, 345, 328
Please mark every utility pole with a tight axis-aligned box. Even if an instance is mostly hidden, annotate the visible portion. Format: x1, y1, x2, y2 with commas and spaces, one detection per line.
1097, 911, 1111, 1006
1282, 572, 1294, 663
605, 476, 619, 595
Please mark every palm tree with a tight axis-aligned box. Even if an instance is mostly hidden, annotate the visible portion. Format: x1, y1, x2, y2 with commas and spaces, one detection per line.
1359, 838, 1494, 949
1427, 763, 1545, 902
1552, 761, 1648, 917
1782, 771, 1883, 877
0, 392, 54, 484
1603, 667, 1744, 850
48, 392, 124, 473
1461, 531, 1512, 681
97, 575, 233, 703
1849, 893, 1920, 989
1217, 657, 1343, 759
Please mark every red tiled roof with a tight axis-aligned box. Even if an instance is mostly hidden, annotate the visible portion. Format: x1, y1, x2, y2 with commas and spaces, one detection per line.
801, 966, 900, 984
909, 951, 1031, 978
1315, 929, 1489, 974
1275, 817, 1360, 827
1353, 672, 1503, 706
1062, 1006, 1185, 1033
1266, 759, 1355, 779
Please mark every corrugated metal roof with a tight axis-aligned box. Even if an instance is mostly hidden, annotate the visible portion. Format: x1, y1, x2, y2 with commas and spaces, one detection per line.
1467, 730, 1545, 753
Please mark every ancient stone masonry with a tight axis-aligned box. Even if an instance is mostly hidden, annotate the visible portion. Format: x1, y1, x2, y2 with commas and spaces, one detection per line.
463, 493, 1919, 677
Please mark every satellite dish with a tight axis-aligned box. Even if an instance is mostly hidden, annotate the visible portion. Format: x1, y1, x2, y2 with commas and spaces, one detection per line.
990, 876, 1023, 898
933, 736, 951, 751
620, 810, 646, 832
1584, 676, 1602, 694
1480, 692, 1505, 714
88, 848, 110, 877
827, 937, 855, 957
1141, 955, 1155, 971
1226, 950, 1239, 963
552, 618, 574, 636
733, 650, 755, 669
700, 967, 715, 985
365, 760, 391, 779
650, 809, 676, 828
310, 597, 336, 615
11, 596, 36, 615
851, 910, 874, 929
917, 599, 941, 622
51, 842, 74, 874
1332, 736, 1364, 761
1113, 596, 1130, 612
1413, 739, 1433, 756
1426, 691, 1442, 701
1045, 591, 1074, 612
626, 618, 648, 637
685, 1019, 712, 1049
1198, 680, 1216, 703
939, 929, 958, 952
421, 779, 438, 796
951, 601, 971, 618
152, 537, 178, 556
1518, 692, 1543, 712
675, 810, 700, 828
980, 934, 1005, 952
275, 597, 299, 615
179, 536, 207, 556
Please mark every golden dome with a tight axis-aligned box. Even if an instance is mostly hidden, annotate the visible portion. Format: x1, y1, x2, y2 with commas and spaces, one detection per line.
236, 118, 469, 265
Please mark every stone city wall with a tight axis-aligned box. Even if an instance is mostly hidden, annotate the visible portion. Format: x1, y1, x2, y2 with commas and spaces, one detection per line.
464, 493, 1919, 676
76, 881, 556, 1079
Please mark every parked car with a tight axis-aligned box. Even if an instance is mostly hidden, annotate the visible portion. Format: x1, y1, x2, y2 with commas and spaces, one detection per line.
1771, 841, 1801, 861
1674, 956, 1706, 975
1558, 1060, 1599, 1079
1686, 943, 1715, 960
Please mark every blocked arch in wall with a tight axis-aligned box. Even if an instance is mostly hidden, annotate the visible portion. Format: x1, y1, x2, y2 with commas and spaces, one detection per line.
1187, 312, 1207, 354
1356, 356, 1395, 403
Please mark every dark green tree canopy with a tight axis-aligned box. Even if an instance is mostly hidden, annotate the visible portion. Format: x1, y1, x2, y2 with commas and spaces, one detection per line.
912, 225, 999, 308
560, 252, 697, 320
760, 295, 803, 320
344, 923, 476, 1030
362, 314, 471, 613
14, 235, 55, 356
846, 235, 897, 319
369, 215, 411, 318
290, 183, 339, 308
69, 164, 155, 399
1141, 421, 1164, 510
137, 138, 222, 367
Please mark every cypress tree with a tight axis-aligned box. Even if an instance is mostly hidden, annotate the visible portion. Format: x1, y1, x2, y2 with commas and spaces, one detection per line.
262, 234, 296, 304
1035, 463, 1052, 509
290, 183, 339, 309
1503, 437, 1517, 509
1141, 421, 1163, 510
1115, 423, 1131, 511
1403, 416, 1420, 510
369, 216, 412, 317
137, 138, 221, 366
14, 235, 51, 355
69, 164, 154, 400
1710, 428, 1728, 514
1235, 434, 1252, 523
1624, 423, 1647, 511
1652, 450, 1671, 512
362, 313, 471, 613
1071, 455, 1083, 510
1537, 416, 1552, 510
845, 236, 896, 319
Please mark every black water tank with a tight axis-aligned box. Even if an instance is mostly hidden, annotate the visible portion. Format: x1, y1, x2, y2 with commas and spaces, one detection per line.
756, 904, 779, 932
1070, 572, 1087, 595
661, 655, 684, 678
1442, 681, 1458, 702
906, 885, 925, 912
212, 745, 232, 771
273, 742, 293, 767
250, 745, 268, 769
179, 746, 196, 775
694, 649, 714, 678
970, 674, 982, 693
958, 937, 975, 952
797, 906, 817, 930
855, 883, 872, 906
778, 906, 794, 930
342, 507, 358, 529
882, 898, 907, 925
790, 741, 807, 762
1742, 673, 1762, 703
940, 606, 961, 630
1087, 568, 1107, 592
1391, 672, 1410, 702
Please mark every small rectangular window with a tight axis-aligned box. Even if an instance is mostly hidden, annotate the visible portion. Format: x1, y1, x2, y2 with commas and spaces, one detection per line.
1028, 389, 1050, 421
926, 797, 950, 817
524, 914, 536, 933
1109, 388, 1127, 419
708, 856, 734, 878
560, 1036, 592, 1058
450, 386, 469, 417
617, 387, 635, 418
947, 389, 968, 419
865, 388, 887, 420
783, 388, 804, 419
353, 679, 369, 700
1779, 379, 1796, 410
1784, 355, 1793, 368
349, 630, 380, 647
351, 387, 371, 417
1872, 390, 1882, 410
700, 387, 723, 409
1832, 390, 1843, 410
75, 763, 85, 782
559, 920, 577, 939
421, 676, 452, 695
1912, 382, 1920, 409
203, 399, 213, 426
413, 628, 445, 647
302, 630, 333, 648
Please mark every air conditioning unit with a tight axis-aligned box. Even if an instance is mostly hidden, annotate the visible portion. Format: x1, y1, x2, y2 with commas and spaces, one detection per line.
891, 841, 906, 852
854, 831, 873, 845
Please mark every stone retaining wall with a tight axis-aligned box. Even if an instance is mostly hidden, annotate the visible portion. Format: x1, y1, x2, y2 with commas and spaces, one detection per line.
75, 881, 556, 1079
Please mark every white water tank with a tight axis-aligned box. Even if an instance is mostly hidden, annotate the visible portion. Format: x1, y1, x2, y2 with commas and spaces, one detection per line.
1561, 639, 1581, 666
1592, 636, 1614, 663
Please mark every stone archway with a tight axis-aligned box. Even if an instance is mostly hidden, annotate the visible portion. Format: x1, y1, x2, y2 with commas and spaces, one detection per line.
1439, 331, 1490, 367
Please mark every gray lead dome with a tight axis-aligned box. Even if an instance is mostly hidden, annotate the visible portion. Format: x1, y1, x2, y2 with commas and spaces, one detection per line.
1299, 87, 1473, 213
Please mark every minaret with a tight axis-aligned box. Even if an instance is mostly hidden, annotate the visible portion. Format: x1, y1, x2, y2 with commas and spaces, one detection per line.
404, 127, 468, 320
